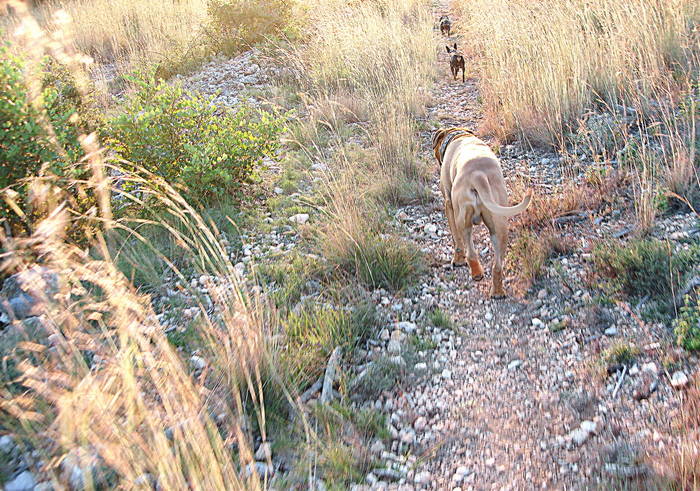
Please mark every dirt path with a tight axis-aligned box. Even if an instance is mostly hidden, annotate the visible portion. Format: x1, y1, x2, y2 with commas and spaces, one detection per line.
372, 1, 698, 490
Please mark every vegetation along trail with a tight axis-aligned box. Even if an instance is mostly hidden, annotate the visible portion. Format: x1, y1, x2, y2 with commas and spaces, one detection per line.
0, 0, 698, 489
366, 0, 700, 489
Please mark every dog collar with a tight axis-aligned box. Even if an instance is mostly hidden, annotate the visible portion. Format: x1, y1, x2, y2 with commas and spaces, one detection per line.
438, 129, 474, 166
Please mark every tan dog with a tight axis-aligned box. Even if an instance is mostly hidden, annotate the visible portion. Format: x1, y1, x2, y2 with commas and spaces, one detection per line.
432, 127, 532, 297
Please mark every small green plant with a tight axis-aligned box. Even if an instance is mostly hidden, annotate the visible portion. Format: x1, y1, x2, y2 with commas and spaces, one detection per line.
257, 253, 325, 308
428, 307, 454, 330
283, 304, 372, 390
674, 295, 700, 351
593, 239, 700, 304
409, 334, 437, 352
105, 74, 283, 206
603, 342, 640, 367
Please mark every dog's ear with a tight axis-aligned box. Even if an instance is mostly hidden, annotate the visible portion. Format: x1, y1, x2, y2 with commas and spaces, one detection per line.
453, 43, 457, 50
445, 46, 450, 53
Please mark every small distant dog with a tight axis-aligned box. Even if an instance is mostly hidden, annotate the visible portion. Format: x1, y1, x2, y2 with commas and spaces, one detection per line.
446, 43, 465, 83
432, 127, 532, 298
439, 16, 452, 37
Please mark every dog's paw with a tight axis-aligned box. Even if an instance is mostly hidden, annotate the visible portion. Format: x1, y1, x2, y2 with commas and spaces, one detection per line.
450, 261, 467, 269
471, 274, 484, 282
490, 291, 507, 299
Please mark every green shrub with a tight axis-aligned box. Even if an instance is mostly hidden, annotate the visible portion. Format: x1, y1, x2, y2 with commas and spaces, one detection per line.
0, 45, 87, 235
675, 295, 700, 351
105, 75, 283, 205
593, 239, 700, 302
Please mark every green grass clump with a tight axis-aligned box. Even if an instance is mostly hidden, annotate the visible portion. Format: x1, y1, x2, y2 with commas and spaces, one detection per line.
428, 307, 454, 330
257, 253, 326, 308
283, 304, 372, 390
334, 235, 424, 292
603, 342, 640, 367
674, 295, 700, 351
593, 239, 700, 305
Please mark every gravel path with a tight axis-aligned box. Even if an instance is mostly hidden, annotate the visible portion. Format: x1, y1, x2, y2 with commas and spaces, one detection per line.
355, 1, 699, 490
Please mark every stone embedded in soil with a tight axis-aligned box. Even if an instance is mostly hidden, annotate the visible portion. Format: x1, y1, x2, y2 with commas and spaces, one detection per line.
5, 471, 36, 491
670, 371, 689, 389
289, 213, 309, 225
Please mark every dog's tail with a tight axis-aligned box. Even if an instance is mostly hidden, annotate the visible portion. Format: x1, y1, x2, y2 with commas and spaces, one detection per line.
472, 172, 532, 217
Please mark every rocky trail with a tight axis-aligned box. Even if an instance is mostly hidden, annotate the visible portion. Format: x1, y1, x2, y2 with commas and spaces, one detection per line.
355, 2, 699, 490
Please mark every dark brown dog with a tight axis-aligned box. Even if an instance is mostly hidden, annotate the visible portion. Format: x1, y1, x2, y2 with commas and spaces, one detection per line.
439, 16, 452, 37
446, 43, 465, 83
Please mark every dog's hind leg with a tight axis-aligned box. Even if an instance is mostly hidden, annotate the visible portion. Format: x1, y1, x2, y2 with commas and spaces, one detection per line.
463, 224, 484, 281
445, 197, 467, 267
483, 215, 508, 298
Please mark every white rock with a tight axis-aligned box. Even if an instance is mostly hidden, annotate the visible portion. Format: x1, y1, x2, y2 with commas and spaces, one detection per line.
604, 326, 618, 336
5, 471, 36, 491
507, 360, 522, 371
580, 420, 597, 434
441, 369, 452, 379
399, 428, 416, 444
671, 371, 689, 389
569, 428, 590, 446
0, 435, 15, 454
273, 187, 284, 194
531, 318, 544, 329
414, 362, 428, 373
289, 213, 309, 225
379, 328, 390, 341
254, 442, 272, 461
484, 312, 493, 322
423, 224, 438, 234
641, 362, 657, 374
414, 417, 428, 431
190, 355, 206, 370
414, 470, 431, 485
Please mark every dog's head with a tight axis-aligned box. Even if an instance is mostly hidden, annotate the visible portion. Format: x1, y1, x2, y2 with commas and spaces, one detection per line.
439, 16, 450, 24
445, 42, 458, 54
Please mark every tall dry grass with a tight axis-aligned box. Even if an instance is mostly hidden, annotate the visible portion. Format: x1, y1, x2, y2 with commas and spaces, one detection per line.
277, 0, 434, 284
1, 4, 300, 488
456, 0, 700, 146
284, 0, 435, 204
3, 0, 210, 74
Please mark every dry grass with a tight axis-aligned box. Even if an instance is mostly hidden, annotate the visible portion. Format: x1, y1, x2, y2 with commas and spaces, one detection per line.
509, 170, 625, 231
0, 5, 297, 488
281, 0, 434, 204
508, 227, 575, 294
455, 0, 700, 146
3, 0, 210, 76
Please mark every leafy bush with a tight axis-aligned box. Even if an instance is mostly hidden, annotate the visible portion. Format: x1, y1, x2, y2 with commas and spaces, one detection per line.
105, 75, 283, 205
0, 45, 89, 236
675, 295, 700, 351
593, 239, 700, 301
